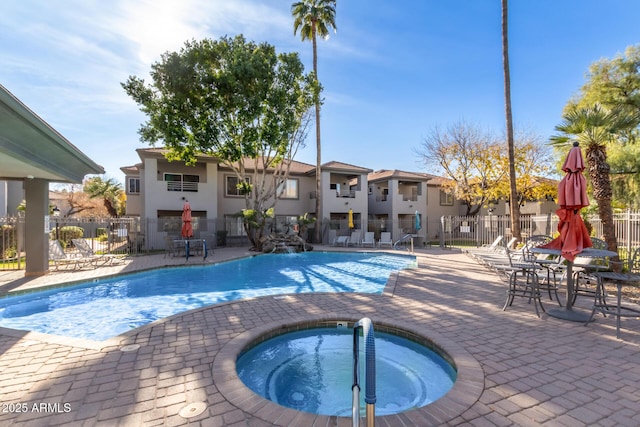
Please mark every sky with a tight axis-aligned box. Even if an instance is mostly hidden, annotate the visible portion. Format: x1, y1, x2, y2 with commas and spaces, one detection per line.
2, 0, 639, 185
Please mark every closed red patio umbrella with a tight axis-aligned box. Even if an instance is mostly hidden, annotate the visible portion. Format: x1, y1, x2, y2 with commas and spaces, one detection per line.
181, 201, 193, 239
536, 142, 599, 321
540, 141, 592, 262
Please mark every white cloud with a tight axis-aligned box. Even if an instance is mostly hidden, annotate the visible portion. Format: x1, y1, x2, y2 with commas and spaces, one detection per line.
105, 0, 293, 68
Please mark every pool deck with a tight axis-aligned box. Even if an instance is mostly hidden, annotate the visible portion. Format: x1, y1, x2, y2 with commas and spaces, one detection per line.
1, 246, 639, 426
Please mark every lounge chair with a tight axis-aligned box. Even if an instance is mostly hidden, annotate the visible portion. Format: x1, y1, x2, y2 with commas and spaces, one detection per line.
378, 232, 393, 248
328, 229, 337, 245
361, 231, 375, 247
348, 230, 362, 246
49, 240, 86, 271
463, 236, 503, 256
72, 238, 123, 266
467, 237, 517, 263
504, 237, 517, 249
334, 235, 349, 246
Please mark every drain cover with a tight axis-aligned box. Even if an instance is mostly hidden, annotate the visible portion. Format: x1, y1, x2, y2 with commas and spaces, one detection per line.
120, 344, 140, 352
179, 402, 207, 418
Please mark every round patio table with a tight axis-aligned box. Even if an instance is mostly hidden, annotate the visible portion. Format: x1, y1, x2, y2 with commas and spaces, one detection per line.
530, 247, 617, 322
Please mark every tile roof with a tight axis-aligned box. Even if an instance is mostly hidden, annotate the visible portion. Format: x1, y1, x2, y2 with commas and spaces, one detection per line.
321, 161, 372, 173
368, 169, 434, 182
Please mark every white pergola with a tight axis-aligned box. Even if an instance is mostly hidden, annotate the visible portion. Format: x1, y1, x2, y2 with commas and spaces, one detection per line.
0, 84, 104, 276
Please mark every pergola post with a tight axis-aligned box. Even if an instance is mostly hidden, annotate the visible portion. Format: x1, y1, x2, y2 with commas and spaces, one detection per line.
24, 178, 49, 276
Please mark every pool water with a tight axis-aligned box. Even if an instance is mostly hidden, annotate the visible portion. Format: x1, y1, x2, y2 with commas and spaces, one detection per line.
0, 252, 415, 341
237, 327, 456, 416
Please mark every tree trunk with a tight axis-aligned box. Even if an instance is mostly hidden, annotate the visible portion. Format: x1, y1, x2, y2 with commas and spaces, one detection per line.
501, 0, 521, 242
103, 199, 118, 217
586, 144, 618, 256
312, 22, 322, 244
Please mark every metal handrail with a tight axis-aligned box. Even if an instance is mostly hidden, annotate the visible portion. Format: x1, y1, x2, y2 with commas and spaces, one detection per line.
352, 318, 376, 427
393, 233, 414, 250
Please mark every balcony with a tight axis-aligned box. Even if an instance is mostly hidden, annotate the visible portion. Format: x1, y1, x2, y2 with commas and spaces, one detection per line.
167, 181, 198, 192
335, 190, 356, 198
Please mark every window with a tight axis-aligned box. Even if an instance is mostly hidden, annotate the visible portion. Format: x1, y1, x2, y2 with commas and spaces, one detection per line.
276, 178, 298, 199
127, 177, 140, 194
164, 173, 199, 192
440, 190, 454, 206
226, 175, 251, 197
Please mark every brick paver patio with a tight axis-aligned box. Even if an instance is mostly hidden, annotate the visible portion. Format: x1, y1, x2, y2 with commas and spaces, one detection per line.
1, 247, 639, 426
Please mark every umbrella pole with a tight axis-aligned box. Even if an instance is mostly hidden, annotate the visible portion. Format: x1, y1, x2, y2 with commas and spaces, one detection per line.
547, 262, 592, 322
565, 262, 575, 311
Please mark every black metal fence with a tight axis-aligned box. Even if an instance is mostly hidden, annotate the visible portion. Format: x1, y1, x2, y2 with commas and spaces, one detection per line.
438, 210, 640, 256
3, 210, 640, 270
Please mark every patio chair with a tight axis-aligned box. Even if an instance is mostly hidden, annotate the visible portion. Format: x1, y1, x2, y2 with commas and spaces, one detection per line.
474, 236, 545, 268
164, 236, 176, 258
334, 235, 349, 246
465, 236, 508, 261
361, 232, 375, 247
463, 235, 503, 255
72, 238, 123, 266
48, 240, 86, 271
534, 252, 565, 306
348, 230, 362, 246
493, 246, 545, 317
504, 237, 518, 249
589, 246, 640, 338
572, 237, 610, 305
474, 245, 523, 269
378, 232, 393, 248
328, 229, 337, 245
188, 239, 205, 256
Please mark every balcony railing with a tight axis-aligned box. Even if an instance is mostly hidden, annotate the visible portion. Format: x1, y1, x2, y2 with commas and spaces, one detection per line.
167, 181, 198, 192
336, 190, 356, 198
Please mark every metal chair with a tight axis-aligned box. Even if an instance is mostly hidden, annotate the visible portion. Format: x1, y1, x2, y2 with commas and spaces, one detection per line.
589, 247, 640, 338
494, 245, 545, 317
572, 237, 609, 305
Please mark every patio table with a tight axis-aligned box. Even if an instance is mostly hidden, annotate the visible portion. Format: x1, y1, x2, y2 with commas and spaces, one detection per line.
530, 247, 617, 322
588, 270, 640, 338
174, 239, 206, 258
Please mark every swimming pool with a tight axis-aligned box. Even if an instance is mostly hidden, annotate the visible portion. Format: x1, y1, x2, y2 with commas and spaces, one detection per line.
0, 252, 416, 341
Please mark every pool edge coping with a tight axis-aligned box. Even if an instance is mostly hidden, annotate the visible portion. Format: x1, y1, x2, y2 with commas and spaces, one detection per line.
212, 314, 485, 425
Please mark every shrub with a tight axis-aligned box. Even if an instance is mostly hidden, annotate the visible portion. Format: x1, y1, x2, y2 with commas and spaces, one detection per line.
50, 226, 84, 248
1, 225, 17, 259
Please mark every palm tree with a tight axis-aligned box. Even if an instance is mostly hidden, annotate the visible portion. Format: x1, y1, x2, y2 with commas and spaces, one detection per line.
552, 104, 640, 256
292, 0, 337, 243
501, 0, 521, 242
84, 176, 123, 217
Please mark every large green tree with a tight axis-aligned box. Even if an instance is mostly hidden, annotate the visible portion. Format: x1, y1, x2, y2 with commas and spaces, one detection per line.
551, 104, 640, 256
501, 0, 521, 240
292, 0, 337, 243
567, 45, 640, 208
122, 35, 315, 250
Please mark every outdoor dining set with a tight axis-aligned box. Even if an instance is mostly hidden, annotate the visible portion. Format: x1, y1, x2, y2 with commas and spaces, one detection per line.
464, 234, 640, 339
463, 141, 640, 339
